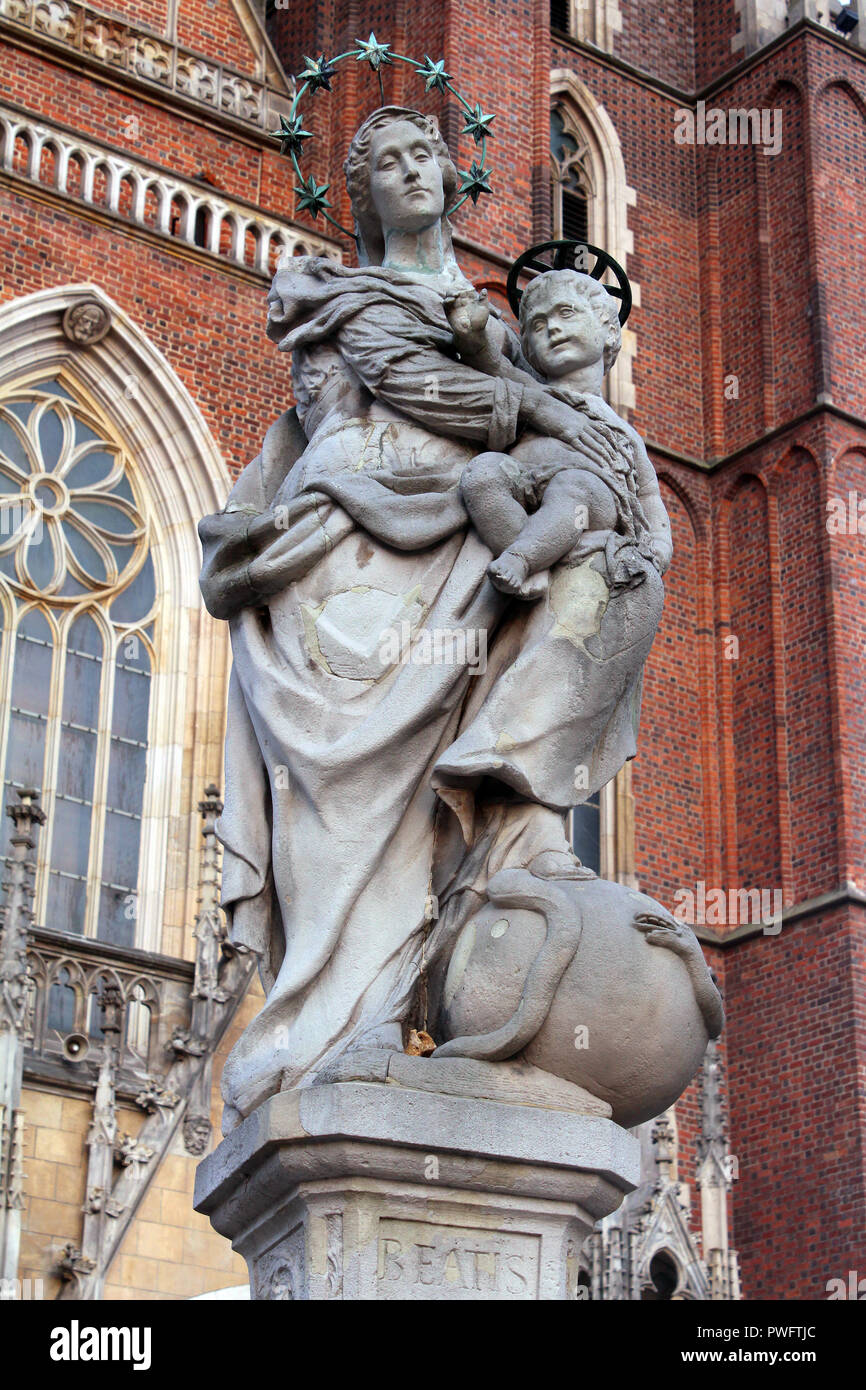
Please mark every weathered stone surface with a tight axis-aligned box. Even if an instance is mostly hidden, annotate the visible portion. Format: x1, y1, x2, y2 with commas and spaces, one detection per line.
194, 1083, 640, 1300
195, 106, 720, 1297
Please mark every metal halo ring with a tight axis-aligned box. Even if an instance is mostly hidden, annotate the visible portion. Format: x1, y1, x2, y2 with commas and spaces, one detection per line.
506, 239, 633, 325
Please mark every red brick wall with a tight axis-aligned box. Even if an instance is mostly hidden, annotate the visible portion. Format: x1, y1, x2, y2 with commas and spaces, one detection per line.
175, 0, 261, 72
725, 905, 866, 1299
0, 182, 278, 476
634, 478, 711, 907
0, 45, 280, 212
816, 79, 866, 418
615, 0, 697, 90
692, 0, 741, 88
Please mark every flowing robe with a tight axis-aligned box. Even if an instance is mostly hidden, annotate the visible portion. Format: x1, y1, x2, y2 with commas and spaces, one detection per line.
198, 258, 664, 1124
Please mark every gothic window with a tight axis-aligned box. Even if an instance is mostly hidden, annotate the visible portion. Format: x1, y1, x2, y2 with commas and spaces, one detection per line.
550, 105, 593, 243
0, 380, 155, 947
46, 964, 77, 1033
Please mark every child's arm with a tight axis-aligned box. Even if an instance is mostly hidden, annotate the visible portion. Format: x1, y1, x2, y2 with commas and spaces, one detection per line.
631, 431, 673, 574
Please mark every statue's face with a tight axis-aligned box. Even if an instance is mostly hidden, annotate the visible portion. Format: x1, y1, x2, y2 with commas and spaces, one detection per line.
524, 285, 609, 378
368, 120, 445, 234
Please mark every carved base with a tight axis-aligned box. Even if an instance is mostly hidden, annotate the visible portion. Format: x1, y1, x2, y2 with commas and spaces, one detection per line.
193, 1082, 640, 1300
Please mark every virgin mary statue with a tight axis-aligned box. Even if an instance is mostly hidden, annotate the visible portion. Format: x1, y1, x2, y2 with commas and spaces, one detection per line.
199, 107, 672, 1131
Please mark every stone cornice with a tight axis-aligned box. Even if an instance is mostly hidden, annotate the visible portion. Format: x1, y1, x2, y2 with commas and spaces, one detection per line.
646, 402, 866, 475
695, 885, 866, 948
551, 16, 866, 107
28, 924, 194, 984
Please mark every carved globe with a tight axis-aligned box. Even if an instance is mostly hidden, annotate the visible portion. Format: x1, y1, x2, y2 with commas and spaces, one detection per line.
438, 878, 715, 1128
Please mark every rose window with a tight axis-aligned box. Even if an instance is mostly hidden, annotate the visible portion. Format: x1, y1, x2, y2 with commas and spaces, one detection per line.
0, 387, 147, 599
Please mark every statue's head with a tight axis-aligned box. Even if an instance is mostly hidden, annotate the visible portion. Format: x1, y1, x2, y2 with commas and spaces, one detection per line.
344, 107, 459, 265
518, 270, 622, 378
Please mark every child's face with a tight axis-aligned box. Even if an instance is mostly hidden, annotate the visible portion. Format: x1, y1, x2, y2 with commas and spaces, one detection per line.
523, 286, 609, 379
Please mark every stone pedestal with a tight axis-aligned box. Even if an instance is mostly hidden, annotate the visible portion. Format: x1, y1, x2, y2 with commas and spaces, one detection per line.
194, 1082, 640, 1300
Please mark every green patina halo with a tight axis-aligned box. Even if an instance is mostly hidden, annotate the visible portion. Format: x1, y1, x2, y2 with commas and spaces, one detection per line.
269, 33, 496, 240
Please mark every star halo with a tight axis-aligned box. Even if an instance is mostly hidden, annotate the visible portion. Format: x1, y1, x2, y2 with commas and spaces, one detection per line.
269, 34, 496, 240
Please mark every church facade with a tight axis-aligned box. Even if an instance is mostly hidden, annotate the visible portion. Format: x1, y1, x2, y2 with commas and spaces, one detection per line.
0, 0, 862, 1300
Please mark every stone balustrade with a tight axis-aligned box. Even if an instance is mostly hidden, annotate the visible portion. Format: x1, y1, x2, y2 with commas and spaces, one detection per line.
0, 101, 341, 274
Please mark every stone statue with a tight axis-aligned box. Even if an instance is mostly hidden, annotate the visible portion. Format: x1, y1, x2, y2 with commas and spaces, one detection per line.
198, 105, 721, 1141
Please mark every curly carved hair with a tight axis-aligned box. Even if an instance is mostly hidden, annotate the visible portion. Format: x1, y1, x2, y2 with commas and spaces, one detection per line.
518, 269, 622, 374
343, 106, 459, 265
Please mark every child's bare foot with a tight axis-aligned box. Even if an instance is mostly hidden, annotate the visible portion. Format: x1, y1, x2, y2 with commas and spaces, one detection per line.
488, 550, 529, 595
488, 551, 548, 600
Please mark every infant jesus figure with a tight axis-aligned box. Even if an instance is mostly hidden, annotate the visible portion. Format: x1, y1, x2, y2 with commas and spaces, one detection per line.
446, 269, 671, 599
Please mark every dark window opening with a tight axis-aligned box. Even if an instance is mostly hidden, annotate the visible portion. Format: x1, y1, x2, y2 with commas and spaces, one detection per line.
572, 791, 600, 874
550, 0, 570, 32
562, 188, 589, 244
193, 207, 209, 249
643, 1252, 679, 1301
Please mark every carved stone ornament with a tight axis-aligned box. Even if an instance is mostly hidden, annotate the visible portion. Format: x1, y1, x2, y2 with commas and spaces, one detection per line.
182, 1113, 212, 1156
134, 1078, 179, 1114
61, 299, 111, 346
114, 1133, 154, 1168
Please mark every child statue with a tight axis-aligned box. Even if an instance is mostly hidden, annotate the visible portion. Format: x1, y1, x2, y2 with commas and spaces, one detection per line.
446, 269, 672, 599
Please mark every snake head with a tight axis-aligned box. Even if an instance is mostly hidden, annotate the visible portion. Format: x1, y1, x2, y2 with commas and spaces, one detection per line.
633, 911, 693, 957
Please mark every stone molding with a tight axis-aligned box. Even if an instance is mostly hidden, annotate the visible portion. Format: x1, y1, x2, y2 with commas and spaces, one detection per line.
570, 0, 623, 52
195, 1084, 640, 1301
550, 70, 638, 416
0, 284, 231, 954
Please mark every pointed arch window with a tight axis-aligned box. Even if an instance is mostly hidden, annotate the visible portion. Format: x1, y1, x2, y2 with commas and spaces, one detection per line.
0, 380, 155, 946
550, 106, 593, 244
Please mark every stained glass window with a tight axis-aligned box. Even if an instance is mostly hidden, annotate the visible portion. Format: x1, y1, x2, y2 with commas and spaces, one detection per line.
0, 383, 154, 944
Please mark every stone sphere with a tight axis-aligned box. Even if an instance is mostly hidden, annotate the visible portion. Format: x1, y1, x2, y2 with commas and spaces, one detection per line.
438, 878, 713, 1128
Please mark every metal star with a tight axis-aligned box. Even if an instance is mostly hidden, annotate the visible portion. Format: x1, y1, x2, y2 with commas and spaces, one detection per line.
418, 55, 451, 93
295, 54, 337, 94
294, 174, 333, 220
457, 159, 492, 204
461, 103, 496, 143
354, 32, 392, 71
269, 114, 313, 159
